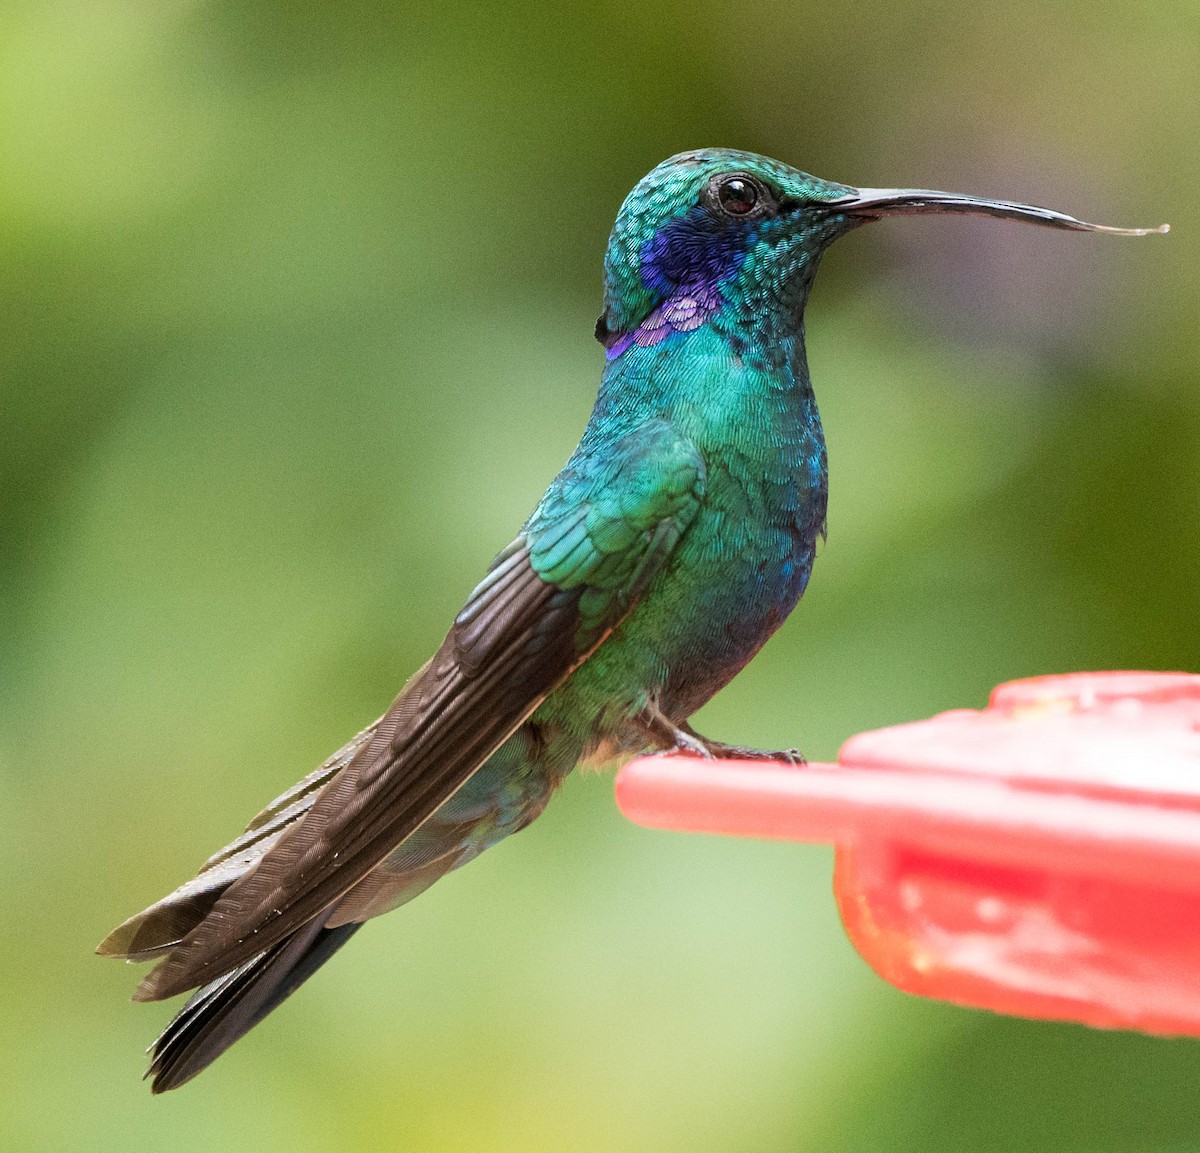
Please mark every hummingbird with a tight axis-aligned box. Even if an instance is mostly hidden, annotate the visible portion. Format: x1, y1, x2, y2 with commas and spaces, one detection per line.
99, 149, 1165, 1091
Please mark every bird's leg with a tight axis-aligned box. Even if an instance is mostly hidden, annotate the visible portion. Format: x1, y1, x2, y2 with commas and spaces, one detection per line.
636, 703, 805, 765
636, 702, 715, 758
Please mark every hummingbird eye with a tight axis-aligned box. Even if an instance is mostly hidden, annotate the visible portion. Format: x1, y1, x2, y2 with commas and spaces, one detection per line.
716, 176, 760, 217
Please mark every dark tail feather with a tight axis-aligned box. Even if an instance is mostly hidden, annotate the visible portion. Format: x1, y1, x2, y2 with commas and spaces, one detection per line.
146, 918, 362, 1093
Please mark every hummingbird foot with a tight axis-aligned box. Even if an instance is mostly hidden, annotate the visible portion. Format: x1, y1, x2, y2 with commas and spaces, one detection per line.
636, 705, 805, 764
679, 722, 807, 765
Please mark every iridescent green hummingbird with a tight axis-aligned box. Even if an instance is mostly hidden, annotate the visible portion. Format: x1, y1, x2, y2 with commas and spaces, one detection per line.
99, 149, 1165, 1091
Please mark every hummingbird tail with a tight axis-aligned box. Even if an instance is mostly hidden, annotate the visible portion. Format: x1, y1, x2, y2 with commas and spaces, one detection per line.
145, 915, 362, 1093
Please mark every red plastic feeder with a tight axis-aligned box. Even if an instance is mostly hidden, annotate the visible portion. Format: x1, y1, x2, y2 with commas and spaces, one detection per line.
615, 672, 1200, 1035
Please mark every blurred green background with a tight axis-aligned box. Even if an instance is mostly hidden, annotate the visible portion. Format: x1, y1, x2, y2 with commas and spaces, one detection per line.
2, 1, 1198, 1150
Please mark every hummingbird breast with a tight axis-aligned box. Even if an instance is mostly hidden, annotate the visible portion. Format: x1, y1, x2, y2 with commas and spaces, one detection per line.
548, 332, 828, 737
651, 413, 827, 718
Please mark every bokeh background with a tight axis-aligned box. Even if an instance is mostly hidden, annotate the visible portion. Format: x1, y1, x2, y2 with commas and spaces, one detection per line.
2, 2, 1198, 1150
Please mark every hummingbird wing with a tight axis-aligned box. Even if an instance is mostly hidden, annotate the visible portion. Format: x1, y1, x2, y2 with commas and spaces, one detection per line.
133, 420, 706, 1001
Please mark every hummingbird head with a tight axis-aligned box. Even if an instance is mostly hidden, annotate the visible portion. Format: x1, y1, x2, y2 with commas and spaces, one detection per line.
599, 149, 855, 351
598, 148, 1166, 358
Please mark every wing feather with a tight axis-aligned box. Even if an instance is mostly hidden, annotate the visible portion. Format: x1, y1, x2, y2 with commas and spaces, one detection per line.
97, 723, 378, 962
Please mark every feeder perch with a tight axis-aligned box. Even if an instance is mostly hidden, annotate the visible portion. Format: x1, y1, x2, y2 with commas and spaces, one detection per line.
615, 671, 1200, 1035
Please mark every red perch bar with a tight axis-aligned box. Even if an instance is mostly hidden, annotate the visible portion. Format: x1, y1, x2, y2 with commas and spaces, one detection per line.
615, 672, 1200, 1035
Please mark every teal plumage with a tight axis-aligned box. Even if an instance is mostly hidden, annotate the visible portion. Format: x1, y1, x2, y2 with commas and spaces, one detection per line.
100, 148, 1164, 1090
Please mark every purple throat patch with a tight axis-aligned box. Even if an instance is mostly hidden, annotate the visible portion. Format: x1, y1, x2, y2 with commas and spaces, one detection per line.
606, 283, 724, 360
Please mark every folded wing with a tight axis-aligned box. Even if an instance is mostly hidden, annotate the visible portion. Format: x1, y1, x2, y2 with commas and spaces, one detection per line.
134, 421, 706, 1001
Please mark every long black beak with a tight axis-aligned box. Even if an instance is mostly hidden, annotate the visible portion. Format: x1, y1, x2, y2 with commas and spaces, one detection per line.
833, 187, 1168, 236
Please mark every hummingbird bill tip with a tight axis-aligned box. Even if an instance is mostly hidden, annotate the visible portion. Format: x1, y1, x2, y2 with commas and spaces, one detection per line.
1088, 221, 1170, 236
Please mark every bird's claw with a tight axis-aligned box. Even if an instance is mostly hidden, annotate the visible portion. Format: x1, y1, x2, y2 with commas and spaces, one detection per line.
699, 742, 806, 766
640, 706, 805, 765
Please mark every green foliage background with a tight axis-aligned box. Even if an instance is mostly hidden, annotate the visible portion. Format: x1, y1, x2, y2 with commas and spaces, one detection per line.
2, 2, 1197, 1149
